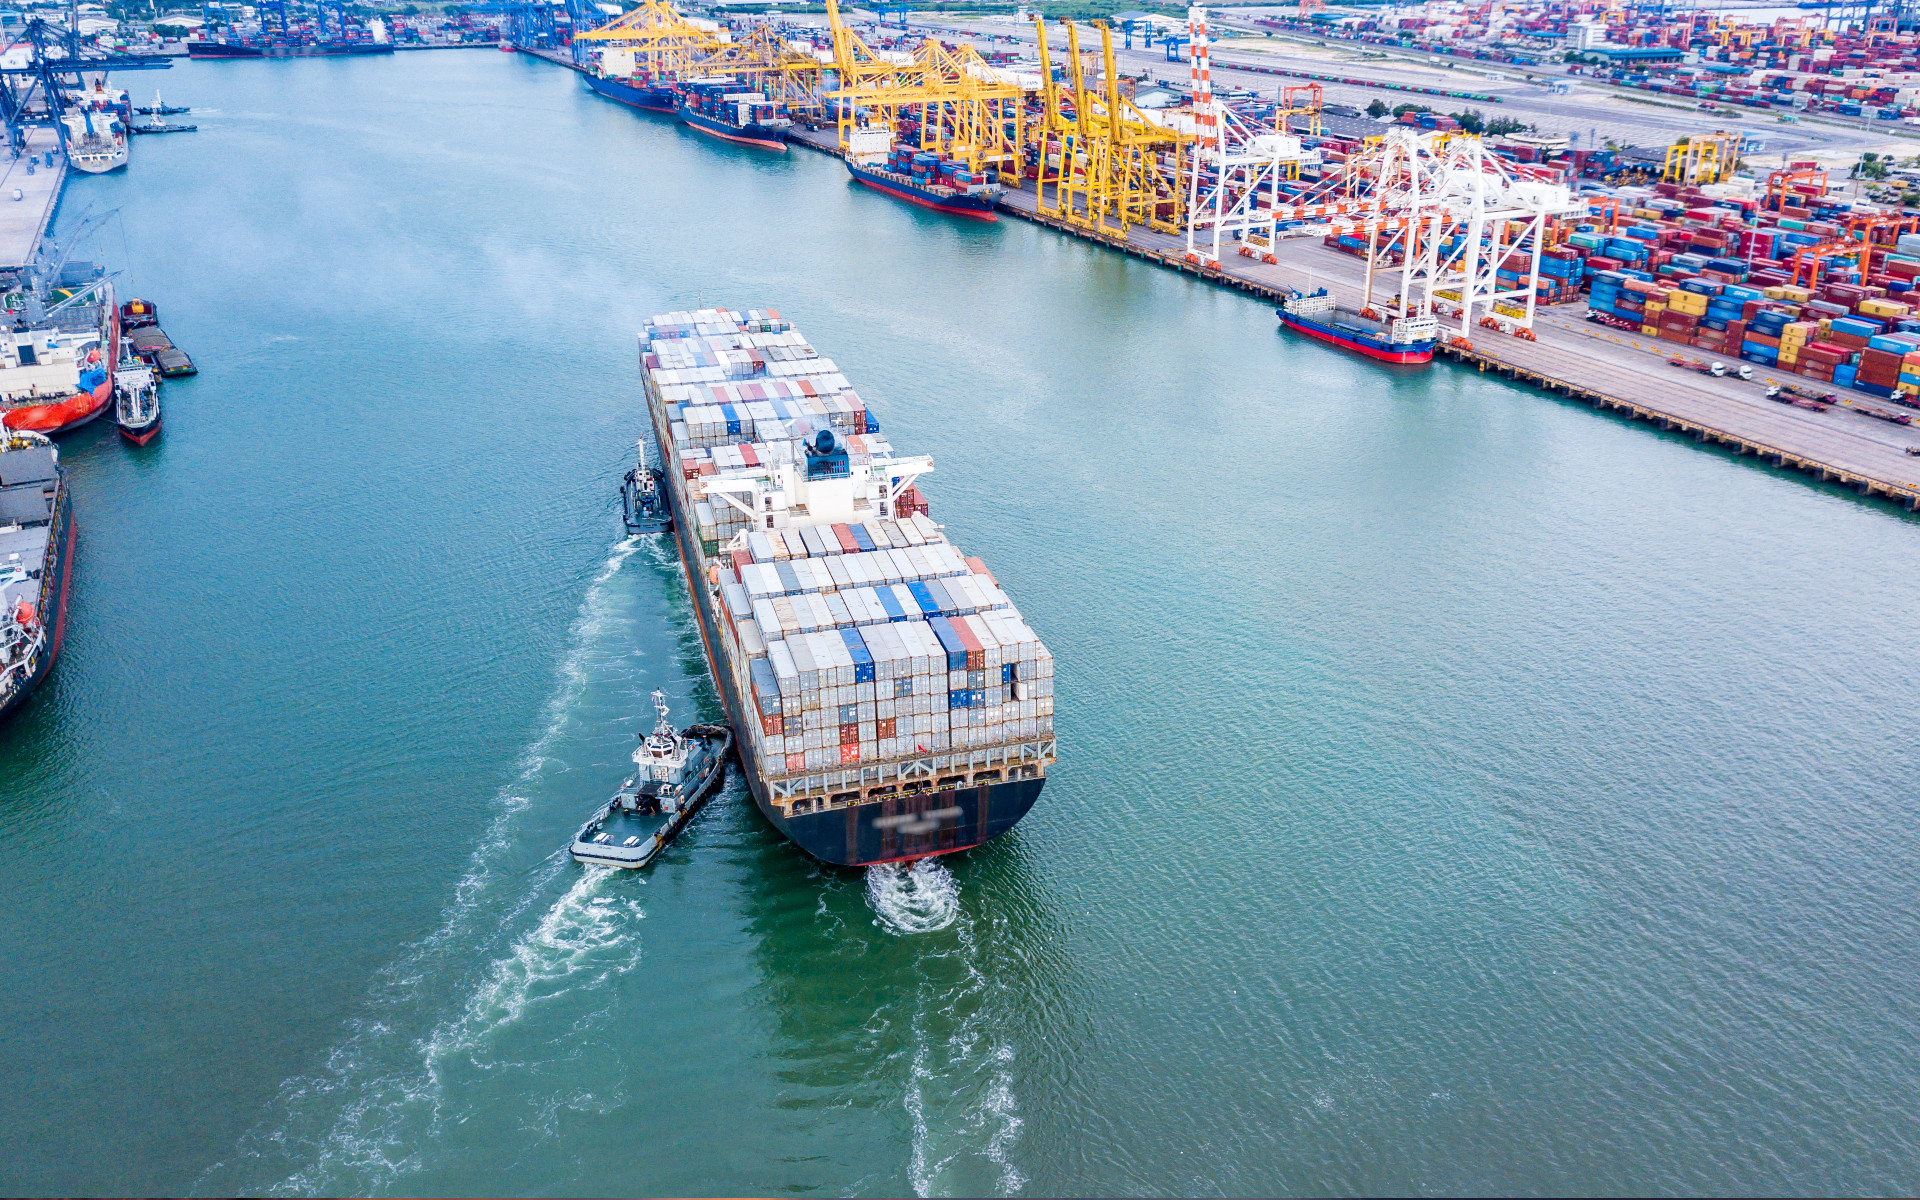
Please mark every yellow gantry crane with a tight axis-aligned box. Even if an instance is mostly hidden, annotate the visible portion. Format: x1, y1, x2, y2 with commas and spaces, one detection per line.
682, 25, 830, 122
1032, 19, 1187, 236
822, 0, 1026, 179
573, 0, 726, 82
1663, 130, 1742, 186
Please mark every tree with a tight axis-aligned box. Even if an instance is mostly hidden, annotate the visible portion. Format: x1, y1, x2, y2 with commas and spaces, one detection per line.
1391, 102, 1431, 117
1451, 108, 1485, 134
1366, 98, 1388, 118
1858, 151, 1889, 181
1485, 115, 1529, 136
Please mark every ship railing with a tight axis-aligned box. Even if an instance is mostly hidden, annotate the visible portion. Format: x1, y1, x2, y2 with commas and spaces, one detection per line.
769, 738, 1055, 805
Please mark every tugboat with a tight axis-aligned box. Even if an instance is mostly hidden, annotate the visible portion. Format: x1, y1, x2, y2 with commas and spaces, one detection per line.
570, 691, 732, 869
675, 78, 790, 151
621, 450, 672, 534
113, 359, 159, 445
0, 430, 72, 723
1276, 287, 1437, 364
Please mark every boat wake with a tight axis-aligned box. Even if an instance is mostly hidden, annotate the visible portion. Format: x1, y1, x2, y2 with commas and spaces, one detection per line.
200, 535, 662, 1196
864, 863, 1027, 1196
867, 859, 961, 935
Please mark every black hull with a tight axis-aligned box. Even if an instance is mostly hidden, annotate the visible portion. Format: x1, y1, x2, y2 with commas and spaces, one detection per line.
647, 417, 1046, 867
0, 483, 72, 724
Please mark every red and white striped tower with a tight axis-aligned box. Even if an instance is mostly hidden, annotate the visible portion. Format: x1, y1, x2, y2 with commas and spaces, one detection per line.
1188, 6, 1216, 149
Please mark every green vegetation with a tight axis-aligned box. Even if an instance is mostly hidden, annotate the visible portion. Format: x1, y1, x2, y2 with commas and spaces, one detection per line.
1365, 97, 1388, 118
1450, 107, 1484, 134
1484, 115, 1529, 136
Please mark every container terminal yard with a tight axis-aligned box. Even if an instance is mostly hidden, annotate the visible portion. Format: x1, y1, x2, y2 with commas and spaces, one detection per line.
515, 0, 1920, 511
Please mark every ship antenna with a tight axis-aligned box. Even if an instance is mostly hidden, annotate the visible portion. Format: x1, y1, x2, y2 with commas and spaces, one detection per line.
652, 689, 673, 737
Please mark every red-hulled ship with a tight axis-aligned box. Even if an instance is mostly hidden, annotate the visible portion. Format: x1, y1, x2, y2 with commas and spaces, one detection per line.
0, 280, 118, 435
1276, 288, 1436, 364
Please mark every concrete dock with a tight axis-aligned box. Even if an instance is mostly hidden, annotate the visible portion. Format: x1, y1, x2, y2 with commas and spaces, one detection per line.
0, 127, 66, 271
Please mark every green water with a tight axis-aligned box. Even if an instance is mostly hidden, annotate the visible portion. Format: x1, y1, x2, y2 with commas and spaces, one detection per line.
3, 51, 1919, 1197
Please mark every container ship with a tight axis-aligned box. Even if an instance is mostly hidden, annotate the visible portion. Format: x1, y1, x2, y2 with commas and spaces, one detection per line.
846, 141, 1001, 221
674, 79, 790, 150
187, 39, 393, 58
637, 306, 1055, 866
582, 46, 678, 113
1276, 287, 1438, 364
0, 278, 119, 435
0, 430, 73, 723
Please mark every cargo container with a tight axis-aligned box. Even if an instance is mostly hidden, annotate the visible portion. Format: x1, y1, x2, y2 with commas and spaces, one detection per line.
636, 307, 1054, 866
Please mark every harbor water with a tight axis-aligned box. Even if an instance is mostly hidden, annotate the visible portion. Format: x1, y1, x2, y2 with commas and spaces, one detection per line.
4, 52, 1920, 1196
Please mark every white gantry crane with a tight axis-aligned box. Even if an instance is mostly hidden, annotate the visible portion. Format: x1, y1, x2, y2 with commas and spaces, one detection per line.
1172, 18, 1582, 344
1179, 7, 1302, 270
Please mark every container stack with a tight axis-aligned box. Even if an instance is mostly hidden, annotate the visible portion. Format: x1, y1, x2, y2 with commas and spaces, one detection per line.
639, 307, 1056, 802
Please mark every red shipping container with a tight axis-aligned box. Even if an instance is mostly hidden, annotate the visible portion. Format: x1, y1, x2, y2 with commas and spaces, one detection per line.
830, 524, 859, 554
1747, 332, 1782, 349
839, 723, 859, 745
839, 744, 861, 765
876, 717, 896, 739
786, 752, 806, 773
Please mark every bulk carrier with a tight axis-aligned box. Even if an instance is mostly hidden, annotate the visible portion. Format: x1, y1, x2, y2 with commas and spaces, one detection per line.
637, 307, 1055, 866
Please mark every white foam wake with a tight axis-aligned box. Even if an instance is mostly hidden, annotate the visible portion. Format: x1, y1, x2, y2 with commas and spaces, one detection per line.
203, 534, 658, 1197
866, 862, 1027, 1196
866, 859, 961, 936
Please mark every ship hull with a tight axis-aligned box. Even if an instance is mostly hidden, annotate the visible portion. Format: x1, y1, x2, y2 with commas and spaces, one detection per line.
648, 416, 1046, 868
583, 72, 677, 113
187, 41, 263, 58
677, 108, 787, 151
1278, 312, 1433, 364
0, 482, 72, 724
117, 411, 161, 445
847, 162, 998, 221
2, 310, 119, 436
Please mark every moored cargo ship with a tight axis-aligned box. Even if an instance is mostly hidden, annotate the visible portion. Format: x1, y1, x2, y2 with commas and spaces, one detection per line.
845, 141, 1001, 221
1277, 287, 1437, 364
638, 307, 1055, 866
583, 70, 678, 113
0, 279, 118, 435
674, 79, 789, 150
0, 430, 73, 723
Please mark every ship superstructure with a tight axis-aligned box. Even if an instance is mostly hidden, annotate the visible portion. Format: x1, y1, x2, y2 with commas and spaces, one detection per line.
638, 307, 1055, 866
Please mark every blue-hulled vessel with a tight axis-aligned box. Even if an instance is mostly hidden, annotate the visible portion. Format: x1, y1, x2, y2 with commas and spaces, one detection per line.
846, 145, 1000, 221
1277, 287, 1437, 364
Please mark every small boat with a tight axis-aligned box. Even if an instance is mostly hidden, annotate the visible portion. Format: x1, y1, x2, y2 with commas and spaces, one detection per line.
134, 91, 190, 116
621, 457, 672, 534
1276, 287, 1437, 364
114, 361, 159, 445
130, 122, 197, 135
570, 691, 732, 869
120, 298, 158, 329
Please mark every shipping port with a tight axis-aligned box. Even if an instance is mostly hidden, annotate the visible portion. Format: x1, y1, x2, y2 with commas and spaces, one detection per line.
638, 306, 1056, 865
521, 0, 1920, 510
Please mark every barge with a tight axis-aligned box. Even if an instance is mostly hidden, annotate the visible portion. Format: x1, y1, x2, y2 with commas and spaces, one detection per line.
1277, 287, 1437, 364
637, 307, 1055, 866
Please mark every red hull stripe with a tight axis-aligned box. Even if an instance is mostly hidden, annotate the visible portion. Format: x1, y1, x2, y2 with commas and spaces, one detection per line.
851, 174, 998, 222
1279, 316, 1433, 364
